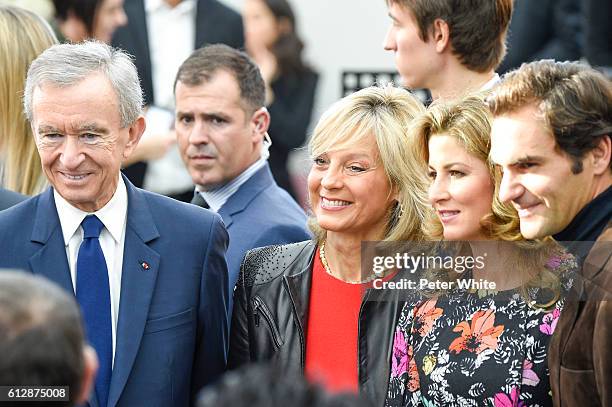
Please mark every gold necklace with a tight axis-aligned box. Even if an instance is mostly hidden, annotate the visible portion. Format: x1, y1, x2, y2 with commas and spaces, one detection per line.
319, 241, 377, 285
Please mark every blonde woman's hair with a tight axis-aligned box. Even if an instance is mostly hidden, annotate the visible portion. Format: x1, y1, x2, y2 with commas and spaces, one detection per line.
411, 95, 563, 308
0, 6, 57, 195
411, 95, 521, 240
308, 84, 428, 243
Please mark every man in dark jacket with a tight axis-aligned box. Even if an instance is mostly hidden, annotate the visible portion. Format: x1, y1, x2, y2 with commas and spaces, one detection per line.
498, 0, 582, 74
489, 60, 612, 407
174, 44, 309, 310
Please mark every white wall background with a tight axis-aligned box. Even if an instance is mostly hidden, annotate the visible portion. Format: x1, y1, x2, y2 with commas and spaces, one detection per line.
221, 0, 397, 128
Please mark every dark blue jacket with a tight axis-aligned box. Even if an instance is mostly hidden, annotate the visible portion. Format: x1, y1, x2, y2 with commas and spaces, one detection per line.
217, 163, 310, 310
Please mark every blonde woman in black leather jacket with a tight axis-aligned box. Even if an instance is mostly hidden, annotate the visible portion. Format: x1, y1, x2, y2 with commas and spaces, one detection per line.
228, 85, 427, 406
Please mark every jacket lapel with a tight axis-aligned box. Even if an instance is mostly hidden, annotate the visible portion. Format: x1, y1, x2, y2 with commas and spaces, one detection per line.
217, 164, 274, 228
282, 242, 316, 364
28, 188, 73, 293
582, 221, 612, 282
107, 179, 160, 407
556, 221, 612, 364
217, 209, 234, 229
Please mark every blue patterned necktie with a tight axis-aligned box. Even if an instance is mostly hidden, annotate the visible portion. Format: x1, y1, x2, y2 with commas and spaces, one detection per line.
76, 215, 112, 407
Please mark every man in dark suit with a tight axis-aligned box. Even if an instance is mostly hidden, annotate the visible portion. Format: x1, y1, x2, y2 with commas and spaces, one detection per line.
0, 41, 229, 407
175, 44, 310, 308
0, 187, 25, 211
498, 0, 582, 74
489, 60, 611, 407
112, 0, 244, 193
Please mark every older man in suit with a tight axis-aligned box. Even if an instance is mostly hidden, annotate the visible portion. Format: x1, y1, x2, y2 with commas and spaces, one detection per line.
0, 41, 229, 407
175, 44, 310, 310
489, 60, 612, 407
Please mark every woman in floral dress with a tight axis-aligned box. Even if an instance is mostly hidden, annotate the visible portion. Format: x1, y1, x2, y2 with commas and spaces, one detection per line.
385, 97, 575, 407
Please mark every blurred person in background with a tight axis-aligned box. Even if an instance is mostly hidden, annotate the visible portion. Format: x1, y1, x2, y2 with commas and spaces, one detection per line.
112, 0, 244, 200
198, 364, 373, 407
0, 5, 57, 196
242, 0, 318, 200
229, 85, 427, 406
383, 0, 512, 101
0, 271, 97, 407
52, 0, 127, 43
498, 0, 582, 74
583, 0, 611, 78
0, 186, 24, 210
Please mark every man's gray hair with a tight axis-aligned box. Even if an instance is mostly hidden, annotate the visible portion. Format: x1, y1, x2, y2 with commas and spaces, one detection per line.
23, 40, 143, 127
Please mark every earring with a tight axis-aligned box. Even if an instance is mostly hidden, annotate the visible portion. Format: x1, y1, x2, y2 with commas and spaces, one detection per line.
396, 201, 404, 218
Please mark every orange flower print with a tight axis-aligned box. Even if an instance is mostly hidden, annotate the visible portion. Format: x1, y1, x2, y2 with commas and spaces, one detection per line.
449, 309, 504, 354
412, 299, 443, 337
406, 345, 420, 392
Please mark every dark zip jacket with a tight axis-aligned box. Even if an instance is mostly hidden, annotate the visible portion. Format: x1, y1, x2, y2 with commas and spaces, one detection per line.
228, 240, 402, 406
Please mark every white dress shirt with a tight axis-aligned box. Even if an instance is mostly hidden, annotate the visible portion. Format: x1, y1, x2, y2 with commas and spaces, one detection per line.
145, 0, 196, 111
142, 0, 196, 194
54, 176, 128, 364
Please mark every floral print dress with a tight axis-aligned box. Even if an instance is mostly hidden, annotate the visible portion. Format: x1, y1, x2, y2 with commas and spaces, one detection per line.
385, 266, 574, 407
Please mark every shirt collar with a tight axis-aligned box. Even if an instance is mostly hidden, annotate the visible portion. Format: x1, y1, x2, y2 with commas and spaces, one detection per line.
196, 157, 267, 212
54, 175, 128, 245
145, 0, 195, 13
481, 73, 501, 91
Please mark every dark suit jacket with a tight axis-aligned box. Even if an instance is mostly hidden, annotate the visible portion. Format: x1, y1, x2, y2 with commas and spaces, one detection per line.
499, 0, 582, 74
549, 220, 612, 407
584, 0, 612, 68
267, 70, 318, 198
111, 0, 244, 187
0, 187, 25, 211
217, 163, 310, 310
0, 176, 230, 407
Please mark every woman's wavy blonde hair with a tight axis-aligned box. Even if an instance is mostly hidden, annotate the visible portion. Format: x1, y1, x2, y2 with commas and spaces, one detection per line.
411, 95, 564, 308
308, 84, 428, 243
0, 6, 57, 195
410, 95, 521, 240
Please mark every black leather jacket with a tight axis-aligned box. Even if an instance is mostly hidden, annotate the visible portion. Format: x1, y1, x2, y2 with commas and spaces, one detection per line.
228, 241, 402, 406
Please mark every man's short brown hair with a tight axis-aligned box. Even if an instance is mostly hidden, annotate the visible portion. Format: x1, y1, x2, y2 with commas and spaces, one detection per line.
387, 0, 513, 72
488, 60, 612, 173
174, 44, 265, 114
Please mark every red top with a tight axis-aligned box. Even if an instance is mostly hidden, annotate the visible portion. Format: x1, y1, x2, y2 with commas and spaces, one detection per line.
304, 247, 368, 393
